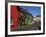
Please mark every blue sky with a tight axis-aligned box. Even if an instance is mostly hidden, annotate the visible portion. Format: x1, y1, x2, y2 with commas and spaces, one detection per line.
19, 6, 41, 16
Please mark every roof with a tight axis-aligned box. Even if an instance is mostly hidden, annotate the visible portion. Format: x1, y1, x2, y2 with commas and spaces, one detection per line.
17, 6, 33, 17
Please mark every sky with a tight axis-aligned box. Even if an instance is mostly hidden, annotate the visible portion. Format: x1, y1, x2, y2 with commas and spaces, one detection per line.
19, 6, 41, 16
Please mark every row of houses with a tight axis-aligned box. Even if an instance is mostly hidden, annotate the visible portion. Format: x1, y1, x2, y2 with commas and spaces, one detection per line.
11, 6, 33, 31
17, 6, 33, 30
11, 6, 41, 31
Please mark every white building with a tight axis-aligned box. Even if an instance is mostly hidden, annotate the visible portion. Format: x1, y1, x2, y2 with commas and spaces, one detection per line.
32, 15, 41, 24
